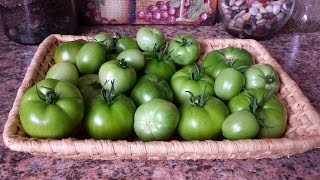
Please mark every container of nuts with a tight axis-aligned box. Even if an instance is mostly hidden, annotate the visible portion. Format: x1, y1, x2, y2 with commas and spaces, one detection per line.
218, 0, 295, 40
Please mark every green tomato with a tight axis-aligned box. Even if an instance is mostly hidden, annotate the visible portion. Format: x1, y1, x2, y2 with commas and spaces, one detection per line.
201, 47, 254, 79
93, 32, 115, 54
84, 91, 136, 140
115, 35, 139, 54
134, 99, 179, 141
244, 63, 280, 94
136, 26, 165, 52
214, 68, 245, 101
77, 74, 101, 104
228, 88, 287, 138
222, 110, 260, 140
45, 61, 79, 85
168, 35, 200, 66
130, 74, 173, 106
178, 95, 229, 140
19, 79, 84, 139
170, 64, 214, 104
76, 42, 107, 74
54, 40, 85, 65
117, 49, 145, 71
143, 55, 176, 82
98, 60, 137, 95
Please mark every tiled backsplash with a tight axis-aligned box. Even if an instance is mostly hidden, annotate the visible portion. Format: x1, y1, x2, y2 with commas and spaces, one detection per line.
79, 0, 218, 25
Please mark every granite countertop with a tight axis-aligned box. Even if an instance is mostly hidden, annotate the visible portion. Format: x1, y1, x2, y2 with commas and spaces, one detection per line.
0, 24, 320, 179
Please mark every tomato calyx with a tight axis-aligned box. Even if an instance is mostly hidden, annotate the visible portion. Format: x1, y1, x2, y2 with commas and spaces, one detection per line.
150, 43, 174, 62
174, 36, 193, 47
101, 80, 117, 106
222, 50, 249, 73
36, 86, 58, 104
247, 91, 274, 128
190, 63, 206, 81
186, 91, 207, 107
117, 58, 130, 69
264, 75, 276, 84
223, 51, 234, 65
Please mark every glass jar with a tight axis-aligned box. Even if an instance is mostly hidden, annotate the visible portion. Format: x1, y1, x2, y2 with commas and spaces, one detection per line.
287, 0, 320, 32
218, 0, 295, 40
0, 0, 78, 44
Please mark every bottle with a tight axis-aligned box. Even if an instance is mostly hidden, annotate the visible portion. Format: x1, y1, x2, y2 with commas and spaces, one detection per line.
287, 0, 320, 32
0, 0, 79, 44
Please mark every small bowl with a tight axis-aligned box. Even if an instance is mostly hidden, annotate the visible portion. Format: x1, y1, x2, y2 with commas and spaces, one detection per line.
218, 0, 295, 40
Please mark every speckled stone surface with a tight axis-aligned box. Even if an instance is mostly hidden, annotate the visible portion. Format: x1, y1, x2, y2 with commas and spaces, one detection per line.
1, 24, 320, 179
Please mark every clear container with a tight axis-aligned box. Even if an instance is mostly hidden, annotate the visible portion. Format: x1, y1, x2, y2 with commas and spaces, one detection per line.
287, 0, 320, 32
0, 0, 78, 44
218, 0, 295, 40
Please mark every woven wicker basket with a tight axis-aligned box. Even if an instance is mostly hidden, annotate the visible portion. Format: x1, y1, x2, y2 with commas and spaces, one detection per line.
3, 34, 320, 160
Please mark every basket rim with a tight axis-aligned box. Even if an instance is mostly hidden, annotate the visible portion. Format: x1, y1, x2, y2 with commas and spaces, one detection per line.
3, 34, 320, 160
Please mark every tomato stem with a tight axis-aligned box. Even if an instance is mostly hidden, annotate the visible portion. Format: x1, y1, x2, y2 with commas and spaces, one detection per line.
225, 55, 234, 65
36, 85, 58, 104
265, 75, 275, 84
158, 43, 171, 61
247, 91, 274, 128
101, 80, 116, 105
190, 64, 205, 81
148, 42, 174, 63
118, 58, 129, 69
185, 91, 206, 107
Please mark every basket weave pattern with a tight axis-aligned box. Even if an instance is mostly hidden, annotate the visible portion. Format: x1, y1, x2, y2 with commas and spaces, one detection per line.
3, 34, 320, 160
